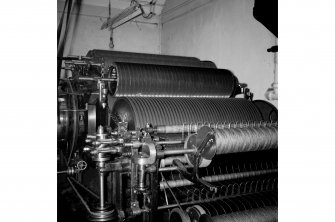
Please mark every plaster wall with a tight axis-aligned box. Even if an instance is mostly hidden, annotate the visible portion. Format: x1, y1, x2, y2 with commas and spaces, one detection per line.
161, 0, 278, 106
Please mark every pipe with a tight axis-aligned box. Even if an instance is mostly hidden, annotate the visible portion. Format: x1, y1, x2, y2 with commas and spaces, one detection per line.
265, 41, 278, 101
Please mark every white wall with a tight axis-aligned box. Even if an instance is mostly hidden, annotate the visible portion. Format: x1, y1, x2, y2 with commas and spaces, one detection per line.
161, 0, 278, 107
57, 0, 277, 106
57, 0, 161, 56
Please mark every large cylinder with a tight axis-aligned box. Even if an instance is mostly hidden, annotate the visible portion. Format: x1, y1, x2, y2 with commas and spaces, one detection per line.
213, 124, 278, 154
111, 97, 263, 130
86, 49, 217, 69
112, 62, 237, 97
198, 206, 278, 222
253, 100, 278, 122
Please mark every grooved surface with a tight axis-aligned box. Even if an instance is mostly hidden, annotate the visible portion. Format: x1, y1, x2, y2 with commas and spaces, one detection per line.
160, 169, 277, 189
112, 97, 262, 130
211, 206, 278, 222
114, 62, 236, 98
214, 125, 278, 154
87, 49, 216, 69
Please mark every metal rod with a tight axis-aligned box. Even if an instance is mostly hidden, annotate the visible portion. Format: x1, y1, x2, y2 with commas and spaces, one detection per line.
159, 169, 278, 189
59, 109, 87, 112
99, 172, 105, 209
124, 142, 144, 147
58, 56, 92, 61
78, 76, 117, 82
138, 165, 146, 189
93, 148, 118, 154
158, 196, 224, 210
124, 140, 183, 148
162, 148, 196, 156
155, 140, 184, 145
159, 165, 193, 172
57, 91, 84, 96
155, 125, 200, 134
157, 190, 276, 210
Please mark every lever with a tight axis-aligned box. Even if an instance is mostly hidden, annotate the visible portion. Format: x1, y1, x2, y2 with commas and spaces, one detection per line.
172, 130, 218, 193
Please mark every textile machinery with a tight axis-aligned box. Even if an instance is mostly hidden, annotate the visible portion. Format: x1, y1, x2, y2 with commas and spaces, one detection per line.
57, 49, 278, 222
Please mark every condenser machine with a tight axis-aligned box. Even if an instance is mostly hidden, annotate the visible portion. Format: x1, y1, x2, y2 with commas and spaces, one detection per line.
57, 49, 278, 222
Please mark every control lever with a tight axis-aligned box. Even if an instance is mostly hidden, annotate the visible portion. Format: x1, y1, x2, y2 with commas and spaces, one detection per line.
172, 132, 217, 193
172, 159, 217, 193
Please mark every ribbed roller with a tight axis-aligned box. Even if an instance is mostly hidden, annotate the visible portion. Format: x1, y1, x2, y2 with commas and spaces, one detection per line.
253, 100, 278, 122
170, 208, 191, 222
198, 206, 278, 222
86, 49, 216, 69
160, 169, 277, 189
111, 97, 263, 130
213, 124, 278, 154
113, 62, 237, 97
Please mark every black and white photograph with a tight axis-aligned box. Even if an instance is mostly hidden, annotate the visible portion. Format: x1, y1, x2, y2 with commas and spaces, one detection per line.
57, 1, 278, 221
2, 0, 335, 221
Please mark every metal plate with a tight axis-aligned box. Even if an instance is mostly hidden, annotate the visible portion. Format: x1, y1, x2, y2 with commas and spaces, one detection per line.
184, 134, 212, 168
196, 126, 217, 160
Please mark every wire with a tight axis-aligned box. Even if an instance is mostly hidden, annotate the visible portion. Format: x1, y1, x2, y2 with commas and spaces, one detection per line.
160, 172, 183, 211
67, 177, 94, 214
67, 177, 114, 216
57, 0, 73, 86
69, 177, 99, 199
66, 79, 78, 166
57, 0, 69, 46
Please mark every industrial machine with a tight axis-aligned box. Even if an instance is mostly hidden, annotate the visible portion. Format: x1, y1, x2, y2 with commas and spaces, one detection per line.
57, 49, 278, 222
